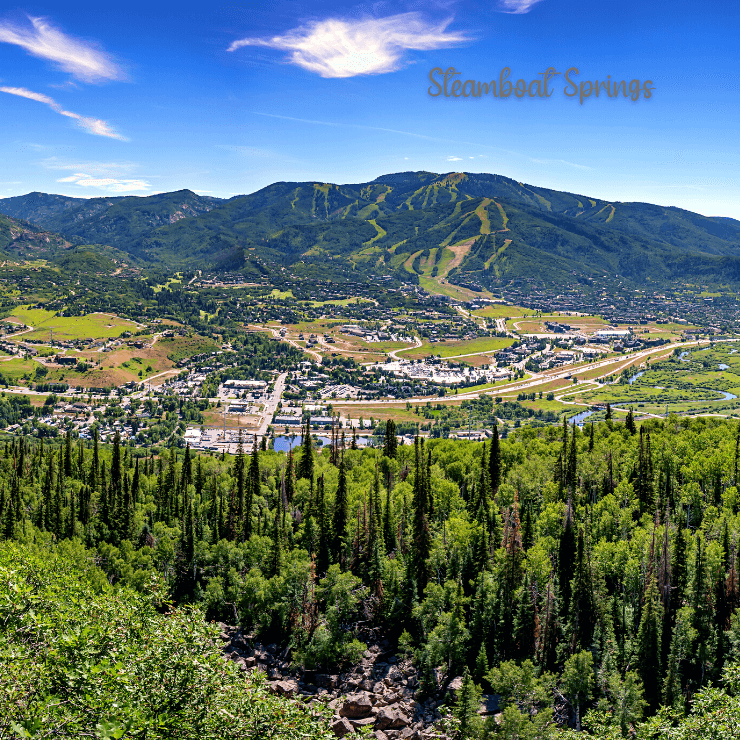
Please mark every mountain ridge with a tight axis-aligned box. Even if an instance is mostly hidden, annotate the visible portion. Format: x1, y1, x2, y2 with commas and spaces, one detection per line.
3, 172, 740, 292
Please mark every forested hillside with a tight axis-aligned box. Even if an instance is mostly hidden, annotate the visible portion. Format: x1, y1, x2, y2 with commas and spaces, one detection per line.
2, 416, 740, 736
0, 539, 334, 738
4, 172, 740, 290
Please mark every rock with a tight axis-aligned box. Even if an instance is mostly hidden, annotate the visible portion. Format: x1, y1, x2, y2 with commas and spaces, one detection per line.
332, 718, 354, 737
244, 656, 256, 668
384, 666, 403, 686
316, 674, 339, 689
269, 680, 299, 698
374, 732, 389, 740
446, 676, 463, 700
375, 706, 411, 730
340, 692, 373, 718
349, 717, 377, 730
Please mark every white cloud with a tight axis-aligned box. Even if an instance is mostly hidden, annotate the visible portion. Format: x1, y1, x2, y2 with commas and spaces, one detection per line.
0, 15, 125, 83
447, 156, 463, 161
496, 0, 546, 13
40, 158, 137, 175
228, 13, 468, 78
0, 86, 126, 140
55, 172, 150, 193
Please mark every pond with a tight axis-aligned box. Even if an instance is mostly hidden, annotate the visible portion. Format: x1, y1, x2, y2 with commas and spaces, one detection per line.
628, 371, 645, 384
273, 435, 332, 453
719, 363, 730, 370
569, 409, 595, 427
272, 434, 370, 453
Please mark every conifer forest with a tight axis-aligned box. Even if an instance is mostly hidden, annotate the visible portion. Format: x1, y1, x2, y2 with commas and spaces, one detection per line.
3, 415, 740, 737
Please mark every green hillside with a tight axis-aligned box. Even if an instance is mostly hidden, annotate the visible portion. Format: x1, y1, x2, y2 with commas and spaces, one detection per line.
0, 213, 71, 259
0, 540, 333, 739
4, 172, 740, 292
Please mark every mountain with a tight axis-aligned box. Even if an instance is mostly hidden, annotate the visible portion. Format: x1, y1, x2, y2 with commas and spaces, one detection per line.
0, 189, 223, 251
3, 172, 740, 291
0, 192, 88, 222
0, 213, 71, 259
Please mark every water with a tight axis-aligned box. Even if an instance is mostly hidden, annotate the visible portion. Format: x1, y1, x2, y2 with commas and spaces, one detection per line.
717, 391, 737, 401
569, 409, 595, 427
272, 434, 369, 453
628, 371, 645, 384
679, 351, 690, 362
273, 435, 332, 453
719, 363, 730, 370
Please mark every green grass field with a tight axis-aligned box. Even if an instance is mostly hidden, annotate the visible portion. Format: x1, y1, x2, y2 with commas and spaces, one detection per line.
408, 336, 513, 359
472, 304, 535, 319
5, 307, 139, 341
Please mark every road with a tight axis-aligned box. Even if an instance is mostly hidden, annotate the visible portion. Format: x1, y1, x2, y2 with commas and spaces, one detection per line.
388, 336, 423, 360
258, 372, 287, 436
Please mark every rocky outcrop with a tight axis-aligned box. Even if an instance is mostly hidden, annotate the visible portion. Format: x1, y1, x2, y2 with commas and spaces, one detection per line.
217, 623, 498, 739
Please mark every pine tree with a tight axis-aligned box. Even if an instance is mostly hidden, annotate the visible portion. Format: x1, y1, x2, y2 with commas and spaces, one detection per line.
316, 473, 330, 574
243, 443, 259, 540
626, 407, 637, 435
64, 427, 73, 478
489, 425, 501, 495
383, 471, 396, 553
513, 575, 537, 660
233, 432, 245, 532
269, 487, 284, 577
569, 528, 596, 654
566, 423, 577, 492
411, 437, 432, 593
637, 577, 663, 711
383, 419, 397, 458
588, 422, 595, 452
454, 667, 482, 740
557, 499, 577, 619
297, 417, 314, 480
285, 449, 295, 504
332, 455, 348, 565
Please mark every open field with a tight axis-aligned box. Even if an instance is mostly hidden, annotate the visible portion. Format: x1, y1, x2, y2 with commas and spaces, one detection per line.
5, 307, 140, 341
472, 304, 536, 319
407, 336, 513, 360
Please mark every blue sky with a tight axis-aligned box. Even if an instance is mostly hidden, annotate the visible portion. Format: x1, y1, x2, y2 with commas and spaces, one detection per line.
0, 1, 738, 218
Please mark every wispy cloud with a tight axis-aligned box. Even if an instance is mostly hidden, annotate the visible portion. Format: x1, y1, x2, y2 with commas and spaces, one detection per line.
447, 156, 463, 161
40, 158, 137, 175
0, 15, 125, 83
215, 144, 270, 157
56, 172, 150, 193
0, 86, 126, 140
228, 13, 468, 78
530, 158, 591, 171
496, 0, 546, 14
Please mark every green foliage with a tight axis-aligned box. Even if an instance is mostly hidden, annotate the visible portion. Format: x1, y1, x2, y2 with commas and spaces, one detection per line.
0, 539, 334, 739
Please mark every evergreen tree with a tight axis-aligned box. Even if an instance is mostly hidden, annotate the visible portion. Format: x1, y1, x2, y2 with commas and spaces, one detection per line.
411, 437, 432, 593
453, 667, 482, 740
569, 528, 596, 654
297, 416, 314, 480
489, 425, 501, 495
557, 499, 577, 619
626, 407, 637, 435
332, 455, 348, 564
637, 577, 663, 711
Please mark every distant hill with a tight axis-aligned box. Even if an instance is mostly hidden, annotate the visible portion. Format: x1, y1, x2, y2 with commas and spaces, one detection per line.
1, 189, 223, 252
0, 212, 71, 259
3, 172, 740, 291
